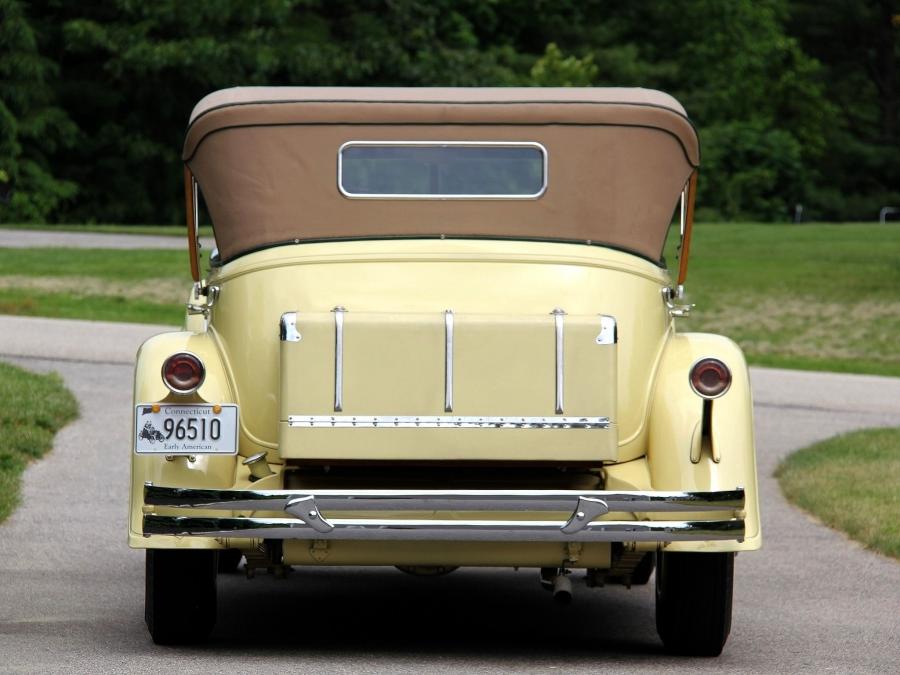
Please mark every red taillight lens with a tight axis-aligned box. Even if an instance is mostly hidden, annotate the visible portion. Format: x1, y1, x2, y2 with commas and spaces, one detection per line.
689, 358, 731, 399
162, 352, 205, 394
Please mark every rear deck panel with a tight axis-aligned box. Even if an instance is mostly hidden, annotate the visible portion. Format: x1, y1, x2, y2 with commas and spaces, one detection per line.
278, 310, 618, 461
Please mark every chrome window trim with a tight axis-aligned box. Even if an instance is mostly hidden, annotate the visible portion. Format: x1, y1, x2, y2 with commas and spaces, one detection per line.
337, 140, 548, 200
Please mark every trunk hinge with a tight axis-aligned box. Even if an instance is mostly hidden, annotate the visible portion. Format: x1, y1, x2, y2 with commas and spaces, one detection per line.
187, 281, 220, 317
662, 285, 694, 318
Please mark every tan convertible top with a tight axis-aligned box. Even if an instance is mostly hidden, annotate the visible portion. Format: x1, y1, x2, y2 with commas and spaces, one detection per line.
184, 87, 699, 264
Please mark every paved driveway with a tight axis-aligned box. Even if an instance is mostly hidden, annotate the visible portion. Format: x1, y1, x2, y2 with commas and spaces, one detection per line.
0, 315, 898, 673
0, 227, 214, 251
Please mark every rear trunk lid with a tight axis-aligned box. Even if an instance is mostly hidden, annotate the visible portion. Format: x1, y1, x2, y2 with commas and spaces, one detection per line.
278, 309, 617, 462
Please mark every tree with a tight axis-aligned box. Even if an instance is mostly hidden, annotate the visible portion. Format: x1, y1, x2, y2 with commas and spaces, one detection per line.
12, 0, 895, 223
0, 0, 77, 222
788, 0, 900, 220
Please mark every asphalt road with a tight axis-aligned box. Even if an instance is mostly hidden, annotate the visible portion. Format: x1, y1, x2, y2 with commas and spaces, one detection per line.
1, 315, 898, 673
0, 227, 215, 252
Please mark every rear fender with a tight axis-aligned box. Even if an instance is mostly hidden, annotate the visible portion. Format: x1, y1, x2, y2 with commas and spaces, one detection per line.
646, 332, 761, 551
129, 331, 243, 548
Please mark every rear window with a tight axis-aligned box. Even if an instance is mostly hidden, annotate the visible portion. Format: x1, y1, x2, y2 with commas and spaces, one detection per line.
338, 142, 546, 199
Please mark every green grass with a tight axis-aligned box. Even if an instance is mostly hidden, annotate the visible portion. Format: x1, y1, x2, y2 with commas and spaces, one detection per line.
0, 248, 189, 280
776, 428, 900, 559
0, 289, 185, 325
1, 223, 900, 377
0, 362, 79, 522
0, 223, 214, 237
676, 222, 900, 377
0, 248, 198, 326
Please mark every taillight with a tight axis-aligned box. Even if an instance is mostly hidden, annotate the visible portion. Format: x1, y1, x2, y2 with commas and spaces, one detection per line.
689, 358, 731, 399
162, 352, 205, 394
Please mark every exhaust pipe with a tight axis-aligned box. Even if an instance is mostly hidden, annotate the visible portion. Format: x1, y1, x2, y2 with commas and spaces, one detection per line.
552, 573, 573, 604
540, 567, 574, 604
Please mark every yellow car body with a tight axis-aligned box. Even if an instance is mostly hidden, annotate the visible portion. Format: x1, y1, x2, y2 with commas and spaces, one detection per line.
131, 87, 759, 653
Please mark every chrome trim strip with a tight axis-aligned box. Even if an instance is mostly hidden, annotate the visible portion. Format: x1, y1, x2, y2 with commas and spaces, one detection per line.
444, 310, 454, 412
279, 312, 301, 342
332, 306, 346, 411
143, 515, 745, 542
285, 415, 609, 429
337, 141, 548, 200
595, 315, 617, 345
551, 308, 565, 414
191, 177, 200, 241
144, 485, 744, 513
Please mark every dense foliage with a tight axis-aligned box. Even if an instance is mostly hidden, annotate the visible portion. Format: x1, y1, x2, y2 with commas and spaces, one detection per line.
1, 0, 897, 224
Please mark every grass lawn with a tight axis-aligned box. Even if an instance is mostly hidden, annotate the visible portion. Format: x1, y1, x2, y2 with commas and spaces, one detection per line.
1, 222, 899, 375
0, 361, 79, 522
0, 248, 198, 325
776, 427, 900, 559
676, 222, 900, 377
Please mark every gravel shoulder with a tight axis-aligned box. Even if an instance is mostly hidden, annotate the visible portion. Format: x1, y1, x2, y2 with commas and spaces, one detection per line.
0, 316, 897, 673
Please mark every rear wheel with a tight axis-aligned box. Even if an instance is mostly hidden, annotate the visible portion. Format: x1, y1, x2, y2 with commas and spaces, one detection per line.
145, 549, 218, 645
655, 551, 734, 656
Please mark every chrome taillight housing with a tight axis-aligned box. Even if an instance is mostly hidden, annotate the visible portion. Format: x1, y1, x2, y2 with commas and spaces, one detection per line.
689, 358, 732, 399
161, 352, 205, 394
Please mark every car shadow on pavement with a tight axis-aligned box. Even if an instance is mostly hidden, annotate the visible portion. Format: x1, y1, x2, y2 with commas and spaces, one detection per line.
204, 566, 666, 660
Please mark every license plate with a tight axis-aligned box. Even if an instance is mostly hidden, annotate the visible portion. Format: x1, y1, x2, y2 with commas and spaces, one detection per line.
134, 404, 238, 455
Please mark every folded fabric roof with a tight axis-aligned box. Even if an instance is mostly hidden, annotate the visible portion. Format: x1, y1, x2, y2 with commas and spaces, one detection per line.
184, 87, 699, 264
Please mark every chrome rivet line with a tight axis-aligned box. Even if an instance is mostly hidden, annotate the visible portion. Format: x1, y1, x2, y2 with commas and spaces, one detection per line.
332, 307, 346, 412
286, 415, 610, 429
444, 310, 454, 413
551, 308, 566, 414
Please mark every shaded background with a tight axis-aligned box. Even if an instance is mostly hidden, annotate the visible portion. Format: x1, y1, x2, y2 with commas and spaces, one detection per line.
1, 0, 898, 225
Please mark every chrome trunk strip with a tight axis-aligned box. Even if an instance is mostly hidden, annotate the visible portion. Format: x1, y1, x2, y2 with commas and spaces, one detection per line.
551, 308, 565, 414
444, 309, 454, 413
144, 485, 744, 513
143, 514, 745, 542
332, 306, 346, 411
285, 415, 610, 429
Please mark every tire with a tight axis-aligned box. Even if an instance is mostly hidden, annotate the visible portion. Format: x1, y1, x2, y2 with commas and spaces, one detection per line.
145, 549, 218, 645
217, 549, 243, 574
655, 551, 734, 656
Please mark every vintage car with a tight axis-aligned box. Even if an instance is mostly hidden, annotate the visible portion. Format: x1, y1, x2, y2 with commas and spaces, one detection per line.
130, 87, 760, 654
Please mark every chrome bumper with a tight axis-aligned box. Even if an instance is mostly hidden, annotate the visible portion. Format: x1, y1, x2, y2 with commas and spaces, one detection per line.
143, 484, 745, 543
